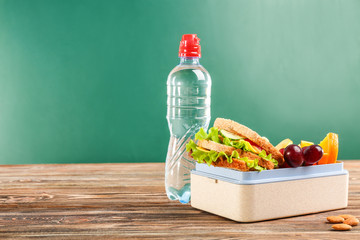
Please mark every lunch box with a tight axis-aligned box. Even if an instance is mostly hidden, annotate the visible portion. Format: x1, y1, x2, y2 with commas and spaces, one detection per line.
191, 162, 348, 222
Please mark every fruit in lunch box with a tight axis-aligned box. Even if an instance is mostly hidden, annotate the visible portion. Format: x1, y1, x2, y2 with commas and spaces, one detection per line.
303, 145, 323, 165
318, 153, 329, 165
300, 140, 314, 148
284, 143, 325, 167
301, 146, 309, 152
318, 133, 339, 165
279, 161, 291, 168
278, 148, 292, 168
284, 144, 304, 167
279, 148, 285, 155
275, 138, 293, 150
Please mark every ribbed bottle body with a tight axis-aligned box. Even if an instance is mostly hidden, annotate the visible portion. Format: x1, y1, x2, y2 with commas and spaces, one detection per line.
165, 58, 211, 204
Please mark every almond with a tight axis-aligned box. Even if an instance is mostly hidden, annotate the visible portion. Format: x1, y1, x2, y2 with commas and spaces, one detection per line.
332, 224, 352, 231
327, 216, 344, 223
344, 217, 359, 226
339, 214, 355, 220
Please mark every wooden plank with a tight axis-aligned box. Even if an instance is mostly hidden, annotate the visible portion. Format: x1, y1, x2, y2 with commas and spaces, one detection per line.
0, 161, 359, 239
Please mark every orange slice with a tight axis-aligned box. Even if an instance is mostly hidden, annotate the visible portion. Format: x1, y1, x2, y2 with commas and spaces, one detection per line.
275, 139, 293, 150
318, 133, 339, 165
317, 153, 329, 165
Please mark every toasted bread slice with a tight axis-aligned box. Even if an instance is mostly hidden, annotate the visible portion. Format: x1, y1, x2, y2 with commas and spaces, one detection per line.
212, 156, 249, 172
197, 140, 274, 170
214, 118, 284, 165
258, 157, 275, 170
198, 140, 236, 156
235, 148, 260, 160
236, 148, 274, 170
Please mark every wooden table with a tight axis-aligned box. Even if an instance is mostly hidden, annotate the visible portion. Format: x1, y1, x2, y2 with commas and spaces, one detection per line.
0, 161, 359, 239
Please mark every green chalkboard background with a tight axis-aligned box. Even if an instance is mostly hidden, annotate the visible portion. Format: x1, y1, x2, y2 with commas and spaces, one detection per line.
0, 0, 359, 164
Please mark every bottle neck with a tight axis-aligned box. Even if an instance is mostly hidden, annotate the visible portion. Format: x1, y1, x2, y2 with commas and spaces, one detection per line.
179, 57, 200, 65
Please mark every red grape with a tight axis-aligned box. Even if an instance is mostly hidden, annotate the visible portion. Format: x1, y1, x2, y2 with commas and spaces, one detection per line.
304, 162, 314, 166
302, 146, 309, 152
284, 144, 304, 167
279, 148, 285, 155
279, 161, 291, 168
303, 145, 323, 165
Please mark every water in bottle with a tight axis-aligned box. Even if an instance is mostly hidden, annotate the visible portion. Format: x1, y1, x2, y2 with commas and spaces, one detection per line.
165, 34, 211, 204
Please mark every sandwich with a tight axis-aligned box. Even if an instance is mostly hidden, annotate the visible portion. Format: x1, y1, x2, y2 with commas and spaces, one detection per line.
186, 118, 285, 172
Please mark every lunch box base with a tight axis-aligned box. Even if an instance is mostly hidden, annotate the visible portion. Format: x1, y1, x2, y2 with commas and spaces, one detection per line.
191, 172, 348, 222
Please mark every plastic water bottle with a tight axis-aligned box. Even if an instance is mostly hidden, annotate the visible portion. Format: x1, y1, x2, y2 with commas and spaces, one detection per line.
165, 34, 211, 204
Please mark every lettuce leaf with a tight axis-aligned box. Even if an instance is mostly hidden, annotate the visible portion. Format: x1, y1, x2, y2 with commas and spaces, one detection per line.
246, 159, 255, 169
227, 150, 241, 164
223, 137, 252, 152
195, 127, 221, 143
186, 139, 198, 152
258, 150, 278, 168
186, 139, 228, 166
186, 140, 267, 171
195, 128, 208, 141
253, 163, 266, 172
195, 127, 253, 153
208, 127, 220, 143
244, 159, 266, 172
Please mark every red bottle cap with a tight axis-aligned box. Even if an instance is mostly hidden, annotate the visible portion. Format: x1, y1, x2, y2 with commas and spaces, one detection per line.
178, 34, 201, 58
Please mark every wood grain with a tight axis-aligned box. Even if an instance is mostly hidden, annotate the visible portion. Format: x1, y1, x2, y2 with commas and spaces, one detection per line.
0, 161, 359, 239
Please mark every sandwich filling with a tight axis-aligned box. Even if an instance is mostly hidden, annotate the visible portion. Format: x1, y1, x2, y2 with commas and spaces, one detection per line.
186, 127, 278, 171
